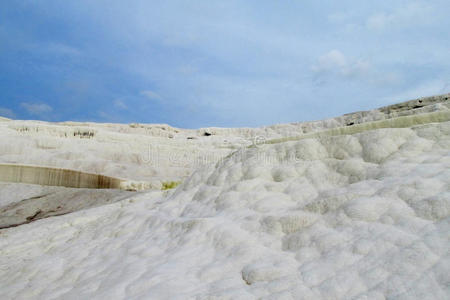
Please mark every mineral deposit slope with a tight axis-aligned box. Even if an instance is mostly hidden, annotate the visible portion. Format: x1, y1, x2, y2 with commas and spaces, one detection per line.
0, 94, 448, 188
0, 94, 449, 299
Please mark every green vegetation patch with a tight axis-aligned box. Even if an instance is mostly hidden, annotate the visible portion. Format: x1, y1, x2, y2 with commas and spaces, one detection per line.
161, 181, 181, 190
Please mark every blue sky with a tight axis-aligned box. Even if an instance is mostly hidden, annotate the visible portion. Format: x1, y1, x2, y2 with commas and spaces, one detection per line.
1, 0, 449, 128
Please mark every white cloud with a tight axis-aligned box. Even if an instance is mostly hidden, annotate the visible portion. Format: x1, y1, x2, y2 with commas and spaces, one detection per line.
140, 90, 163, 101
312, 50, 370, 78
114, 99, 128, 110
314, 49, 347, 70
366, 13, 391, 30
366, 2, 433, 31
20, 102, 53, 116
311, 49, 406, 88
0, 107, 15, 118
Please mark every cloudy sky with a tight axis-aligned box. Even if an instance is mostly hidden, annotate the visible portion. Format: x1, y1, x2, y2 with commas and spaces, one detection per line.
1, 1, 449, 128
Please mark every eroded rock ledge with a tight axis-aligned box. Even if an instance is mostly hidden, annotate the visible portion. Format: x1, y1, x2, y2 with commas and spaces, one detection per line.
0, 164, 123, 189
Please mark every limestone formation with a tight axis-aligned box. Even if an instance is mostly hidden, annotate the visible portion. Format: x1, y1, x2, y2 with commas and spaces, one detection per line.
0, 93, 448, 299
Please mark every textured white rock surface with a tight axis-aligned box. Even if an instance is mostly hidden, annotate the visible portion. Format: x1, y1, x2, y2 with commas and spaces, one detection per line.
0, 94, 448, 188
0, 94, 449, 299
0, 112, 449, 299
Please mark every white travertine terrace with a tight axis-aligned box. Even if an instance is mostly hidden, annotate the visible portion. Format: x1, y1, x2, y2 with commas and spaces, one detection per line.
267, 110, 450, 144
0, 93, 448, 299
0, 94, 448, 189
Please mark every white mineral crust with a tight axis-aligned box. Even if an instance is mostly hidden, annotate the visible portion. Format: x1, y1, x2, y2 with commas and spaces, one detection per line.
0, 94, 449, 299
